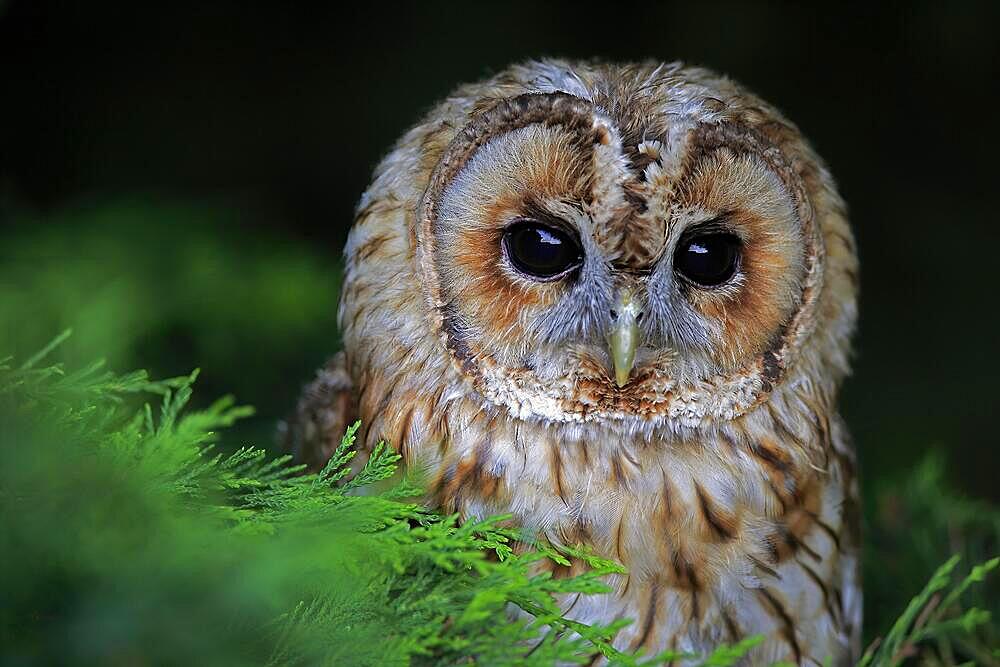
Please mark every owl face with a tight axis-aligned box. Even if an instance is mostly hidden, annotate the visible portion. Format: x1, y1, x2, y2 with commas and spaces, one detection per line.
415, 67, 837, 427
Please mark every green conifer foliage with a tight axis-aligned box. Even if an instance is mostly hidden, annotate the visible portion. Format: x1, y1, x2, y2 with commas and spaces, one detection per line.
1, 334, 995, 666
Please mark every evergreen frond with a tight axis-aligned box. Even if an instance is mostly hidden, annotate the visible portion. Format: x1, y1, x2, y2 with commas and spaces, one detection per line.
0, 333, 995, 666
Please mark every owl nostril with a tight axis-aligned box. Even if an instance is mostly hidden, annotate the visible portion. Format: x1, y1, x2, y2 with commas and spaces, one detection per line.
610, 309, 644, 323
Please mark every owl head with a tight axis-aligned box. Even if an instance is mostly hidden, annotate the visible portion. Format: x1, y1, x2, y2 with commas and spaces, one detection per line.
366, 60, 857, 430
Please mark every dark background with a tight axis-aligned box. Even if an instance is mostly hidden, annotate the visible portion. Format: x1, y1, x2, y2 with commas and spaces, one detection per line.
0, 1, 997, 504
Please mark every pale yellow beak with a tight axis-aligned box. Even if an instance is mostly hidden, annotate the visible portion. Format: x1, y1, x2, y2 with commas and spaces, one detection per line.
609, 288, 642, 387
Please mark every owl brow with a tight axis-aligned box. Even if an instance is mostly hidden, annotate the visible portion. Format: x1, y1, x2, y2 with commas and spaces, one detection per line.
678, 214, 740, 240
514, 198, 584, 240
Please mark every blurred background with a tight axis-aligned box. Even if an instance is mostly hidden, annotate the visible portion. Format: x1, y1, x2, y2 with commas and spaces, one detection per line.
1, 0, 998, 633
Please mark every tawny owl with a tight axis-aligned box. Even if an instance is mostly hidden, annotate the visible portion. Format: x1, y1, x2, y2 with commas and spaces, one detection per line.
284, 60, 861, 664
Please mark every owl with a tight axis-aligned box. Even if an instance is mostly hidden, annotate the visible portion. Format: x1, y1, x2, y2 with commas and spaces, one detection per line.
283, 60, 861, 664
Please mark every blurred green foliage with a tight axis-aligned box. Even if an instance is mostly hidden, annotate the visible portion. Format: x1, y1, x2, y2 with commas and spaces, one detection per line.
0, 199, 341, 445
1, 199, 997, 664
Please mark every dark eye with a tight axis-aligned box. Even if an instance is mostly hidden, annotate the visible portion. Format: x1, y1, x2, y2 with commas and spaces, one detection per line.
502, 220, 583, 280
674, 232, 741, 287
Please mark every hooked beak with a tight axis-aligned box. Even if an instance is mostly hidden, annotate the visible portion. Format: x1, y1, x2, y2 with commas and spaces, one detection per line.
608, 287, 642, 387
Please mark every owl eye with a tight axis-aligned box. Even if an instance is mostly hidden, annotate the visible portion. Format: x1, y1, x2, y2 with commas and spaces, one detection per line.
675, 232, 741, 287
502, 220, 583, 280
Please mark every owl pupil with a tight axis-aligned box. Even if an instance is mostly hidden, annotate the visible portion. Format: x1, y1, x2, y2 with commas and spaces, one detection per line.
675, 233, 741, 287
503, 221, 583, 279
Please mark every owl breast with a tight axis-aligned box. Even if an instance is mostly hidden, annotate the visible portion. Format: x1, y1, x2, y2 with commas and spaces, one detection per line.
358, 349, 860, 663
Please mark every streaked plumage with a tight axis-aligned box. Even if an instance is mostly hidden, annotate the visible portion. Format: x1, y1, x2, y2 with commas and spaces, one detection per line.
284, 60, 861, 664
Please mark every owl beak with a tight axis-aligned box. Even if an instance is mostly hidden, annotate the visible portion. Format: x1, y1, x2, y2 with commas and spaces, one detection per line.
609, 288, 642, 388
